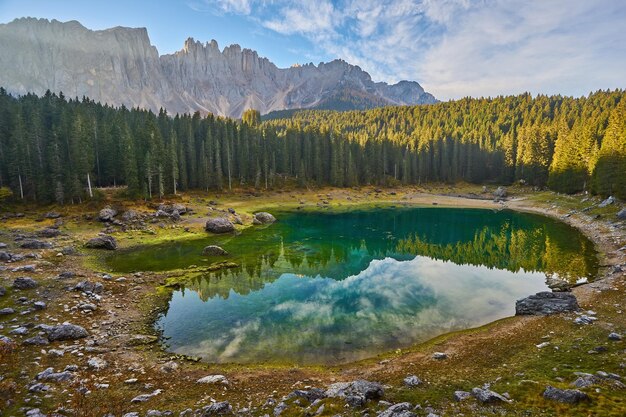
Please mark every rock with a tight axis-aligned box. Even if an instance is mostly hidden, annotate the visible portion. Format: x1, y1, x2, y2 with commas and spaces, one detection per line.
254, 212, 276, 224
33, 301, 46, 310
598, 196, 615, 208
273, 402, 287, 416
38, 227, 61, 238
29, 382, 50, 393
131, 389, 162, 403
0, 251, 11, 262
0, 335, 15, 345
202, 245, 228, 256
252, 217, 262, 225
99, 206, 118, 221
0, 286, 5, 296
23, 335, 50, 345
608, 332, 622, 341
617, 208, 626, 219
325, 379, 384, 406
88, 357, 108, 370
574, 314, 597, 325
45, 211, 61, 219
122, 209, 140, 221
36, 367, 74, 382
542, 385, 590, 404
515, 292, 579, 315
25, 409, 46, 417
47, 323, 89, 341
160, 361, 179, 373
377, 402, 416, 417
288, 388, 326, 403
470, 387, 509, 403
0, 307, 15, 315
85, 235, 117, 250
9, 326, 29, 335
571, 373, 600, 388
403, 375, 422, 387
205, 217, 235, 233
493, 186, 507, 198
432, 352, 448, 360
453, 390, 471, 402
197, 374, 229, 385
61, 246, 77, 255
13, 277, 38, 289
201, 401, 232, 415
126, 334, 159, 346
20, 240, 52, 249
73, 280, 104, 294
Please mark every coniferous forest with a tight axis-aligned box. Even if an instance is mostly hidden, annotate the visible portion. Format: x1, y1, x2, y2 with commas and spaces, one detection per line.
0, 87, 624, 204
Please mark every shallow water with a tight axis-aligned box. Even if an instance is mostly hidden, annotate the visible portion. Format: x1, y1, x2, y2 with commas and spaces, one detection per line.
105, 206, 598, 364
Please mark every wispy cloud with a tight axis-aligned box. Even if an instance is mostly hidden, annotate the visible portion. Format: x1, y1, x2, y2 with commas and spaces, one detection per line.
192, 0, 626, 99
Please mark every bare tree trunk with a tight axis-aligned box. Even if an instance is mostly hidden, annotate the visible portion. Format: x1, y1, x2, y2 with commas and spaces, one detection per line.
87, 172, 93, 198
18, 173, 24, 200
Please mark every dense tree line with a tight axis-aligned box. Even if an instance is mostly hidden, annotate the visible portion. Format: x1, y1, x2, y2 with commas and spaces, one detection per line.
0, 88, 624, 204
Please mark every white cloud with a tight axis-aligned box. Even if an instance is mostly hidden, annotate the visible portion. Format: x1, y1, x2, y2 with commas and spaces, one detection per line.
193, 0, 626, 99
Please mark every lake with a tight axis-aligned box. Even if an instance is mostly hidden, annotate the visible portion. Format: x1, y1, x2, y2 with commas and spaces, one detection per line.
105, 206, 598, 365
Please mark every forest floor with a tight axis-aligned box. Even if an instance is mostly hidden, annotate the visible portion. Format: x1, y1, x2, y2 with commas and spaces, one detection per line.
0, 184, 624, 417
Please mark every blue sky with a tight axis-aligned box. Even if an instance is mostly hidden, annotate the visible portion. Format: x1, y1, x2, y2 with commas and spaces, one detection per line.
1, 0, 625, 100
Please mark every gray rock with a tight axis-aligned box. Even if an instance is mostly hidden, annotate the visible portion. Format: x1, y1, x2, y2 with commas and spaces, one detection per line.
0, 251, 10, 262
131, 389, 162, 403
598, 196, 615, 208
254, 212, 276, 224
47, 323, 89, 341
33, 301, 46, 310
13, 277, 38, 289
609, 332, 622, 341
9, 326, 29, 335
0, 286, 5, 296
0, 307, 15, 315
20, 240, 52, 249
287, 388, 326, 403
202, 245, 228, 256
493, 186, 507, 198
453, 390, 471, 402
36, 367, 74, 382
85, 235, 117, 250
403, 375, 422, 387
515, 291, 579, 315
470, 387, 509, 403
201, 401, 232, 415
432, 352, 448, 360
61, 246, 77, 255
273, 402, 287, 416
73, 280, 104, 294
197, 374, 229, 385
325, 379, 384, 406
45, 211, 61, 219
38, 227, 61, 238
542, 385, 589, 404
0, 335, 15, 344
122, 209, 140, 221
571, 373, 600, 388
205, 217, 235, 233
29, 382, 50, 393
617, 208, 626, 219
377, 402, 416, 417
99, 206, 118, 222
25, 409, 46, 417
88, 357, 108, 370
23, 335, 49, 345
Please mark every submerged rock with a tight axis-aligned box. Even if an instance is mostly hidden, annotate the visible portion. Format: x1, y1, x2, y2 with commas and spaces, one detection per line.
254, 212, 276, 224
542, 385, 589, 404
515, 292, 579, 315
205, 217, 235, 233
85, 235, 117, 250
202, 245, 228, 256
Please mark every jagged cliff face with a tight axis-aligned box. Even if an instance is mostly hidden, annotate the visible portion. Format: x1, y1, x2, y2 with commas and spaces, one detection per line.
0, 18, 437, 117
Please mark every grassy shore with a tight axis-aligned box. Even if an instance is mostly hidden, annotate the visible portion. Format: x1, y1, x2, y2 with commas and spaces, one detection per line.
0, 184, 624, 416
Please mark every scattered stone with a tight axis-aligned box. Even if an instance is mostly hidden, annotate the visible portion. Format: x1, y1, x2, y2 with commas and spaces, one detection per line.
122, 210, 140, 221
88, 357, 108, 370
403, 375, 422, 387
126, 334, 158, 346
0, 307, 15, 315
85, 235, 117, 250
0, 335, 15, 344
325, 379, 384, 407
25, 409, 46, 417
20, 240, 52, 249
542, 385, 589, 404
287, 388, 326, 403
378, 402, 416, 417
0, 251, 10, 262
608, 332, 622, 341
9, 326, 29, 335
38, 228, 61, 238
617, 208, 626, 220
536, 342, 551, 349
99, 206, 118, 222
254, 212, 276, 224
571, 373, 600, 388
197, 374, 229, 385
273, 402, 287, 416
159, 361, 179, 373
61, 246, 77, 256
47, 323, 89, 341
471, 387, 510, 403
13, 277, 38, 290
29, 382, 50, 393
0, 286, 5, 296
574, 315, 597, 325
432, 352, 448, 360
453, 391, 471, 402
45, 211, 62, 219
515, 291, 579, 315
33, 301, 46, 310
73, 280, 104, 294
131, 389, 162, 403
493, 186, 507, 199
202, 245, 228, 256
205, 217, 235, 233
201, 401, 232, 415
598, 196, 615, 208
36, 367, 74, 382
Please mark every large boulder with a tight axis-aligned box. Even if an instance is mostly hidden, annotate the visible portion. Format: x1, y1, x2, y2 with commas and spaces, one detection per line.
325, 379, 384, 407
47, 323, 89, 341
20, 240, 52, 249
98, 206, 118, 222
542, 386, 589, 404
0, 251, 11, 262
158, 203, 187, 215
202, 245, 228, 256
121, 209, 140, 222
13, 277, 38, 290
515, 292, 579, 316
205, 218, 235, 233
471, 387, 510, 403
598, 196, 615, 208
254, 212, 276, 224
493, 186, 507, 199
85, 235, 117, 250
617, 208, 626, 220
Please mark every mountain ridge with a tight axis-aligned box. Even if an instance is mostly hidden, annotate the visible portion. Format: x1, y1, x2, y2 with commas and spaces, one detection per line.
0, 17, 437, 117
